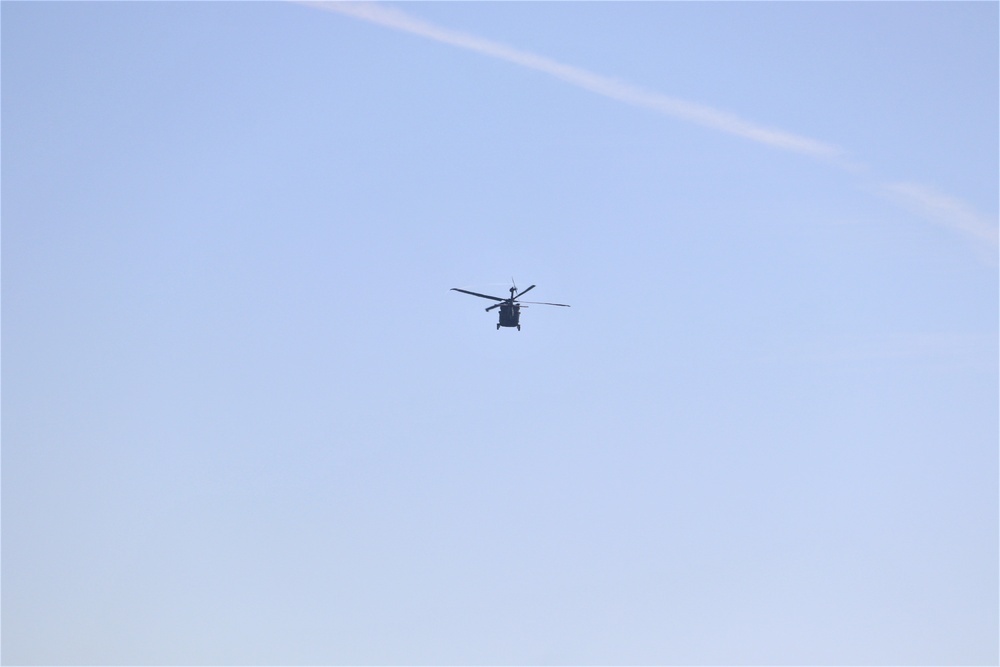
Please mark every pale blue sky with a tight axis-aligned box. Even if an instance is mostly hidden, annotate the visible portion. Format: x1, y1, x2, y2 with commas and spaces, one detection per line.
2, 2, 997, 665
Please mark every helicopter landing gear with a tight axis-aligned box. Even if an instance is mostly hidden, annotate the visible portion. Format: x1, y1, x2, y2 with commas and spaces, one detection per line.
517, 325, 521, 331
497, 323, 501, 330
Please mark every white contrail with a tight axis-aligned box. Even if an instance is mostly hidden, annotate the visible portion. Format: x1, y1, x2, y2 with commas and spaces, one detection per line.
880, 182, 1000, 246
306, 1, 998, 249
306, 1, 845, 161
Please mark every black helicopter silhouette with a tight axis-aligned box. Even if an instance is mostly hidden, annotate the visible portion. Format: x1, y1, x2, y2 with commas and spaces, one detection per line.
451, 281, 570, 330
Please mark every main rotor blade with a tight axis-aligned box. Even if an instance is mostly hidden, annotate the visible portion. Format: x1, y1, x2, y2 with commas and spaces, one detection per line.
451, 288, 504, 302
513, 284, 536, 300
519, 301, 571, 307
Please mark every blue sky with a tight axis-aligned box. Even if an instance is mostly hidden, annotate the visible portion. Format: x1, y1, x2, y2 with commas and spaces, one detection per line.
2, 2, 997, 664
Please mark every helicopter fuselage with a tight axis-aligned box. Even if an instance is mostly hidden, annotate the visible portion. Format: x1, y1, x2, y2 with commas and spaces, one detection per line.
497, 303, 521, 330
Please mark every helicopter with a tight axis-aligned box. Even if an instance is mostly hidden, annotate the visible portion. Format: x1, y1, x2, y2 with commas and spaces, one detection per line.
451, 281, 570, 330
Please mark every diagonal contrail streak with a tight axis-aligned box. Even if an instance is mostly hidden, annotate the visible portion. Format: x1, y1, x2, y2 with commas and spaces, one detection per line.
305, 1, 998, 249
307, 1, 845, 161
880, 182, 999, 246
